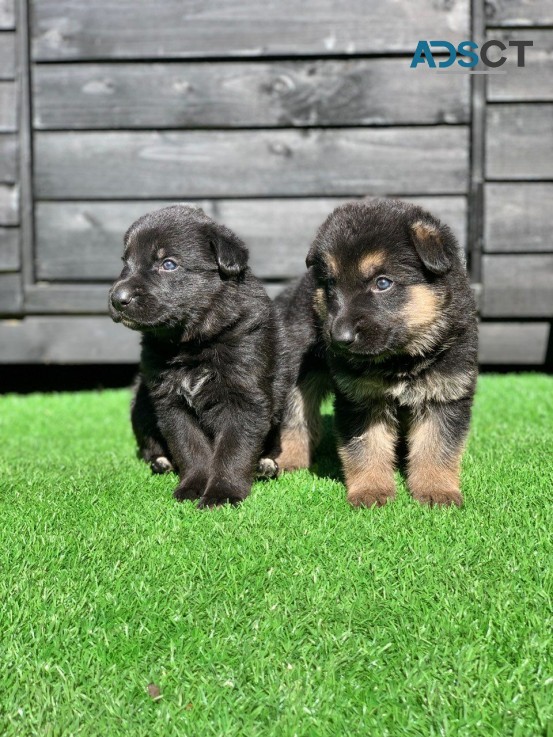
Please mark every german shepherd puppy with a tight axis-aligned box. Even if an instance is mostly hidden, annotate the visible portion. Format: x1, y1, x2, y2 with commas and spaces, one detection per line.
275, 199, 478, 507
109, 205, 289, 507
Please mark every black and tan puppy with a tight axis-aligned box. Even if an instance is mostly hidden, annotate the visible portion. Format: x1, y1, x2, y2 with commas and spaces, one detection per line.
109, 205, 289, 507
275, 199, 478, 507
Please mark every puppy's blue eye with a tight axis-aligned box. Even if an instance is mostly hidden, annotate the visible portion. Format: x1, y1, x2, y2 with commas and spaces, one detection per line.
375, 277, 393, 291
161, 259, 177, 271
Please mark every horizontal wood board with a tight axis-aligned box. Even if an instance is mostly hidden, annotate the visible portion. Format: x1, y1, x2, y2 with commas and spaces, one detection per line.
31, 0, 469, 60
34, 197, 467, 281
32, 59, 469, 129
34, 128, 470, 199
485, 184, 553, 253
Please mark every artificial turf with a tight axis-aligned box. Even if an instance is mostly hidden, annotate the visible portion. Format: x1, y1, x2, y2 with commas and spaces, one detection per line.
0, 374, 551, 736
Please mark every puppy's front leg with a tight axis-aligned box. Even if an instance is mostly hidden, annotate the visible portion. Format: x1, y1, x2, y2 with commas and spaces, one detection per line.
407, 399, 472, 507
157, 407, 213, 501
335, 395, 398, 508
198, 405, 270, 508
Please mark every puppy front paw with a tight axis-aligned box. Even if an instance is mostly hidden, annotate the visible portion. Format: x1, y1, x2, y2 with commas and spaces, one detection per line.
198, 480, 250, 509
347, 488, 396, 508
411, 489, 463, 507
151, 456, 174, 475
173, 472, 208, 502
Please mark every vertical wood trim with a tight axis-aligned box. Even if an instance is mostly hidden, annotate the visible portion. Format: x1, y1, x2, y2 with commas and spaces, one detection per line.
468, 0, 486, 285
16, 0, 34, 290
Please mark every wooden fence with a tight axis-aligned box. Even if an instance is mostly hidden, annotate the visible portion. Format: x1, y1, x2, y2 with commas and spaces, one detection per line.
0, 0, 551, 366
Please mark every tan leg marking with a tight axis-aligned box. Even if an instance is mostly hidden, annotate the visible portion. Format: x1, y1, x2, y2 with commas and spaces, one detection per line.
276, 377, 326, 473
340, 419, 397, 508
407, 413, 463, 507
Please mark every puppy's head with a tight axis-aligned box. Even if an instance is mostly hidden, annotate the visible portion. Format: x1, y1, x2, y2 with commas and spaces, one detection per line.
307, 199, 463, 359
109, 205, 248, 334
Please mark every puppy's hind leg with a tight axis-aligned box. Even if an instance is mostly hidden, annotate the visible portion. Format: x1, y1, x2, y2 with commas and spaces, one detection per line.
276, 371, 330, 473
131, 378, 175, 474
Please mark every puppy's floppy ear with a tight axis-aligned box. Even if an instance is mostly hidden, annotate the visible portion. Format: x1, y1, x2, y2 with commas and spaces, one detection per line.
410, 218, 451, 275
207, 223, 249, 278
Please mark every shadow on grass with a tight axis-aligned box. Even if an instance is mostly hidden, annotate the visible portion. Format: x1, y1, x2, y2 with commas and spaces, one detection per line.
310, 414, 343, 482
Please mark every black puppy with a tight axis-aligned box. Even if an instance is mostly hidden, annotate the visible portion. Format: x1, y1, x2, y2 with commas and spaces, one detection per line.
275, 199, 478, 507
109, 205, 289, 507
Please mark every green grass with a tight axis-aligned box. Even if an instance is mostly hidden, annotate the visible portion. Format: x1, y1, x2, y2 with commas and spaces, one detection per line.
0, 374, 552, 737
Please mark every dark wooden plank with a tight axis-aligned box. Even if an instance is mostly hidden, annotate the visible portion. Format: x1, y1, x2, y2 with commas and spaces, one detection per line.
0, 183, 17, 223
0, 271, 22, 313
34, 197, 467, 281
31, 0, 469, 61
0, 133, 17, 182
487, 104, 553, 180
0, 81, 16, 131
35, 128, 469, 200
485, 184, 553, 252
0, 316, 141, 362
33, 59, 469, 130
482, 255, 553, 317
487, 31, 553, 102
478, 322, 549, 364
0, 226, 18, 269
0, 31, 16, 78
0, 0, 14, 29
485, 0, 553, 26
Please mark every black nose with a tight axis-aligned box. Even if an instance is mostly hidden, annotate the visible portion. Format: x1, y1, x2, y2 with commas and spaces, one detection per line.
111, 286, 135, 311
331, 320, 356, 347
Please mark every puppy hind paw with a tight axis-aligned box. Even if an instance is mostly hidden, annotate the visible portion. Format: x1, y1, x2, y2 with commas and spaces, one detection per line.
150, 456, 174, 475
256, 457, 279, 479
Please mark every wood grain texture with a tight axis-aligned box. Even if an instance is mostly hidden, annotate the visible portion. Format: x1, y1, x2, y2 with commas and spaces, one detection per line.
0, 316, 141, 362
0, 31, 16, 77
485, 0, 553, 26
31, 0, 469, 60
0, 226, 18, 269
0, 0, 14, 29
478, 322, 549, 364
0, 133, 17, 182
34, 196, 467, 281
34, 128, 469, 199
487, 31, 553, 102
482, 255, 553, 317
487, 104, 553, 180
0, 81, 16, 131
0, 271, 22, 313
33, 59, 470, 129
485, 184, 553, 252
0, 183, 18, 223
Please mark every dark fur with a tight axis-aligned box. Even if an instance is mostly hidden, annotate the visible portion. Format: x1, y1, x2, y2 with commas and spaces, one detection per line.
275, 199, 478, 507
109, 205, 290, 507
